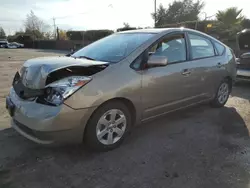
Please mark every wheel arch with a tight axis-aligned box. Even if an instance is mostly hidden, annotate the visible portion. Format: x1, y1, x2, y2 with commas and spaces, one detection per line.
83, 97, 137, 138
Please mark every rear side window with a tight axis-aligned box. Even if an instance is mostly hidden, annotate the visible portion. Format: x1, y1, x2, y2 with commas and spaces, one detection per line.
188, 33, 215, 59
214, 41, 225, 56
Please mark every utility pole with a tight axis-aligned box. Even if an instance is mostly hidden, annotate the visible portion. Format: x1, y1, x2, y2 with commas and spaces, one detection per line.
56, 27, 59, 40
53, 17, 56, 39
154, 0, 157, 27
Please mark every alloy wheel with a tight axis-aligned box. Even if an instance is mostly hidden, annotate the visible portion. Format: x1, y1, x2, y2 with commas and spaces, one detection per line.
217, 82, 229, 104
96, 109, 127, 145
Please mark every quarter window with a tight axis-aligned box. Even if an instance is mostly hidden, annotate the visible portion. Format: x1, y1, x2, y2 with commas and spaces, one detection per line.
214, 41, 225, 56
149, 34, 187, 63
188, 33, 215, 59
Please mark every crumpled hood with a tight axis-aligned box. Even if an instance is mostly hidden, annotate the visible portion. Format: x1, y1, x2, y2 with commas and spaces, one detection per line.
20, 56, 108, 89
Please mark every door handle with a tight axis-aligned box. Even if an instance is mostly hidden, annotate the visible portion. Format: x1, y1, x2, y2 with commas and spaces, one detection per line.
182, 69, 191, 76
217, 62, 222, 68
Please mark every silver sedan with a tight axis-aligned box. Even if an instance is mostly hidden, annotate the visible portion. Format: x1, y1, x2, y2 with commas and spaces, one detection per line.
6, 28, 236, 151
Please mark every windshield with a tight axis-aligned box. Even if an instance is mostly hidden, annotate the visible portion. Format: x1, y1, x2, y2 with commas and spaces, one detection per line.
72, 33, 155, 63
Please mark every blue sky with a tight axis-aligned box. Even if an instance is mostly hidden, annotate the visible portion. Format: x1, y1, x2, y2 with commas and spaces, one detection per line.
0, 0, 249, 35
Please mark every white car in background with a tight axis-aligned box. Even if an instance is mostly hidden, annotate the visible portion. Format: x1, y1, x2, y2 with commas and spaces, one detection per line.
0, 40, 8, 48
6, 42, 24, 48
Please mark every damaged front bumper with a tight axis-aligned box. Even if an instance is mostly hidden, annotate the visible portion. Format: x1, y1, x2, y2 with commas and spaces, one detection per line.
5, 57, 107, 145
6, 87, 95, 145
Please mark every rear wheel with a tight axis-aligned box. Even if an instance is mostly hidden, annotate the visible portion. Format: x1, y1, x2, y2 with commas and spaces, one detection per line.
84, 101, 131, 151
211, 79, 230, 108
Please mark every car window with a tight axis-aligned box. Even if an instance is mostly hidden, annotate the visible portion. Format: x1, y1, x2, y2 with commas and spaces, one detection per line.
188, 33, 215, 59
214, 41, 225, 56
72, 33, 155, 63
149, 34, 187, 63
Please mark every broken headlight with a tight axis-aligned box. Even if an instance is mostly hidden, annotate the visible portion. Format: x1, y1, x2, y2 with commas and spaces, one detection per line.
43, 76, 91, 106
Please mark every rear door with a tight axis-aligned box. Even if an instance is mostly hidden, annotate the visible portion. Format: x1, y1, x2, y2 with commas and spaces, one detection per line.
141, 32, 206, 120
186, 32, 226, 98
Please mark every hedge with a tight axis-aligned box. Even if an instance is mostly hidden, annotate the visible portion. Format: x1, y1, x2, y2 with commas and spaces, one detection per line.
66, 31, 84, 40
117, 27, 137, 32
66, 30, 114, 41
84, 30, 114, 41
158, 20, 218, 32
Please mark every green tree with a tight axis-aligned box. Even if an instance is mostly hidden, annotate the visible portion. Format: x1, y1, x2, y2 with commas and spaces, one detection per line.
216, 7, 244, 26
152, 4, 167, 27
123, 22, 130, 28
215, 7, 244, 41
117, 23, 136, 32
152, 0, 205, 27
0, 27, 6, 39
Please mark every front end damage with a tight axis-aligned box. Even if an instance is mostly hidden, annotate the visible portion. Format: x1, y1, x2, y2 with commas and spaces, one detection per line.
13, 58, 108, 106
6, 57, 109, 144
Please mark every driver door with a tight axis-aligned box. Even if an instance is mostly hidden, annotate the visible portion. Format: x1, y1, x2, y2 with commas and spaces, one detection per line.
141, 32, 206, 120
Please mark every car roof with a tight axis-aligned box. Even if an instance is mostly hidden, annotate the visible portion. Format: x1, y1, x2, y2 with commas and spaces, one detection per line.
118, 28, 180, 34
118, 27, 224, 45
118, 27, 212, 36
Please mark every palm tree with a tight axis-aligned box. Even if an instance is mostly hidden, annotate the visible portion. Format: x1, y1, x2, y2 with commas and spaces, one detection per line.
215, 7, 244, 42
216, 7, 244, 26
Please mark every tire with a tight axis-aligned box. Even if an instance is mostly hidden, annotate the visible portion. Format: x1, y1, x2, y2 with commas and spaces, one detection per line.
211, 79, 231, 108
84, 101, 132, 151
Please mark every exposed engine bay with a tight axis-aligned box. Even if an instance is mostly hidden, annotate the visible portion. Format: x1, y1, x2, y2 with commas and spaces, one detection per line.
13, 64, 108, 105
45, 65, 107, 85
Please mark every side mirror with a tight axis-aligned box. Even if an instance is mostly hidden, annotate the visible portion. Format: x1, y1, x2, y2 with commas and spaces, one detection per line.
147, 55, 168, 67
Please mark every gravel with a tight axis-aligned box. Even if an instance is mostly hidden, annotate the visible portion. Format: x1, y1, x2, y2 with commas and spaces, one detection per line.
1, 49, 250, 188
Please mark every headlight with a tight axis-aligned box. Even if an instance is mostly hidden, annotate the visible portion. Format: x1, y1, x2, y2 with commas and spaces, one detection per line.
44, 76, 91, 106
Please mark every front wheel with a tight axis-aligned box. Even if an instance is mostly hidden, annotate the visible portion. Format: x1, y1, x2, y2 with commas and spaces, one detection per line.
84, 101, 132, 151
211, 79, 230, 108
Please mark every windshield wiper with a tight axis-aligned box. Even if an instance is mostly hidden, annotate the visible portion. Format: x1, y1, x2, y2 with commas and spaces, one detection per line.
77, 56, 95, 60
